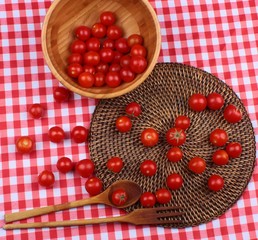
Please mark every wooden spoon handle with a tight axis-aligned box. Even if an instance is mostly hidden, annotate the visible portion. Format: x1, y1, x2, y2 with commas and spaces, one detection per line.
4, 196, 101, 223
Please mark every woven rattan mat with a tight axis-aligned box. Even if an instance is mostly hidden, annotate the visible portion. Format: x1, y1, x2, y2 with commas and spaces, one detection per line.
89, 63, 256, 228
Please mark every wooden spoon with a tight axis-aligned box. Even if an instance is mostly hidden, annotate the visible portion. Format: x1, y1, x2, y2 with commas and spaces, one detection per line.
4, 180, 142, 223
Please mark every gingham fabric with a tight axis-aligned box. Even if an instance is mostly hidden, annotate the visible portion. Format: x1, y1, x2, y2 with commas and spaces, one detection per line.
1, 0, 258, 239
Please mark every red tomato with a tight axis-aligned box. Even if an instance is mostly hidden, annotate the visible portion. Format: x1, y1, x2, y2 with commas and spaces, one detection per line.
188, 157, 206, 174
166, 127, 186, 146
74, 26, 91, 41
85, 177, 103, 196
16, 136, 34, 154
167, 147, 183, 162
111, 189, 128, 206
140, 160, 157, 177
140, 192, 156, 208
206, 92, 224, 110
56, 157, 74, 173
48, 126, 65, 143
212, 150, 229, 165
83, 51, 100, 66
71, 126, 88, 143
174, 115, 190, 130
109, 63, 121, 72
78, 72, 95, 88
99, 48, 114, 63
85, 38, 101, 52
223, 104, 242, 123
75, 159, 95, 178
166, 173, 183, 190
120, 67, 135, 82
53, 87, 70, 103
155, 189, 172, 204
115, 116, 132, 133
130, 55, 147, 74
120, 55, 131, 68
102, 38, 115, 49
115, 38, 130, 54
113, 51, 123, 64
105, 71, 121, 88
107, 25, 123, 40
67, 53, 83, 65
107, 157, 124, 173
208, 175, 224, 191
141, 128, 159, 147
127, 34, 143, 47
209, 129, 228, 147
188, 93, 207, 112
70, 39, 86, 54
38, 170, 55, 187
91, 22, 107, 38
226, 142, 242, 158
125, 102, 141, 117
96, 62, 109, 74
100, 11, 116, 26
83, 65, 96, 74
67, 63, 83, 78
130, 44, 147, 57
94, 72, 105, 87
28, 103, 44, 119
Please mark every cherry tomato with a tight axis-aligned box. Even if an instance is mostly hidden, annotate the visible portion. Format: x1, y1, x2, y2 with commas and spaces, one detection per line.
141, 128, 159, 147
140, 192, 156, 208
130, 44, 147, 57
38, 170, 55, 187
53, 87, 70, 103
28, 103, 44, 119
91, 22, 107, 38
111, 189, 128, 206
206, 92, 224, 110
155, 189, 172, 204
120, 68, 135, 82
83, 51, 100, 66
96, 62, 109, 74
109, 63, 121, 72
107, 25, 123, 40
70, 39, 86, 54
115, 116, 132, 133
16, 136, 34, 154
115, 38, 130, 54
127, 34, 143, 47
100, 11, 116, 26
113, 51, 123, 64
208, 174, 224, 191
74, 25, 91, 41
105, 71, 121, 88
102, 38, 115, 49
67, 63, 83, 78
94, 72, 105, 87
166, 173, 183, 190
99, 48, 114, 63
56, 157, 74, 173
107, 156, 124, 173
71, 126, 88, 143
120, 55, 131, 68
209, 128, 228, 147
212, 150, 229, 165
125, 102, 141, 117
188, 93, 207, 112
226, 142, 242, 158
83, 65, 96, 74
174, 115, 190, 130
78, 72, 95, 88
140, 160, 157, 177
167, 147, 183, 162
85, 176, 103, 196
223, 104, 242, 123
75, 159, 95, 178
129, 55, 147, 74
188, 157, 206, 174
166, 127, 186, 146
86, 37, 101, 52
67, 53, 83, 65
48, 126, 65, 143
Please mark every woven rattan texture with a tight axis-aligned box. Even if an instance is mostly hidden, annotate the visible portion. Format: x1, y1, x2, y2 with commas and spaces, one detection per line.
89, 63, 256, 228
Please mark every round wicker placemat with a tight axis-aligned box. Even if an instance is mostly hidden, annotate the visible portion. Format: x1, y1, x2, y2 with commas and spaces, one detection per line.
89, 63, 256, 228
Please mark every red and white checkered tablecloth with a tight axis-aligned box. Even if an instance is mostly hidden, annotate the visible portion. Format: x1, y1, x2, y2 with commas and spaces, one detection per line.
1, 0, 258, 239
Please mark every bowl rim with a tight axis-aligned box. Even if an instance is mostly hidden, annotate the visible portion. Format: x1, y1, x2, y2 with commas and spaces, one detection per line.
41, 0, 161, 99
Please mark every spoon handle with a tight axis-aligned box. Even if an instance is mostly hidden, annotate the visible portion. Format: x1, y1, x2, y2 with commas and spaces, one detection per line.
4, 195, 101, 223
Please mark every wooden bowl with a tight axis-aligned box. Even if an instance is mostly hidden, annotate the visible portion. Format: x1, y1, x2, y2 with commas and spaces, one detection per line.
42, 0, 161, 99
